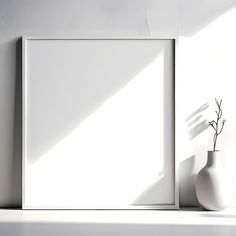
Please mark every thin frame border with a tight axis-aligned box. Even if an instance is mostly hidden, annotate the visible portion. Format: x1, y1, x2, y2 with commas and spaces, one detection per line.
22, 36, 179, 210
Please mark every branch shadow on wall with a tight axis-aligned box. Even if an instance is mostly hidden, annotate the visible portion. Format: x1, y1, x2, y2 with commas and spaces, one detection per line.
186, 103, 209, 140
179, 103, 209, 206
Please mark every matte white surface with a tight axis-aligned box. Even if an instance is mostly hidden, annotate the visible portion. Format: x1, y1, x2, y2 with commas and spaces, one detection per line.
23, 38, 175, 209
0, 208, 236, 236
0, 208, 236, 225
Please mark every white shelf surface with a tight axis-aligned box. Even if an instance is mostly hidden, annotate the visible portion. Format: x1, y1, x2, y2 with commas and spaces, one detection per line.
0, 208, 236, 225
1, 208, 236, 236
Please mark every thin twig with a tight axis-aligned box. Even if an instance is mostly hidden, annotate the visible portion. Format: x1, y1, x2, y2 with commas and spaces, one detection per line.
208, 98, 226, 151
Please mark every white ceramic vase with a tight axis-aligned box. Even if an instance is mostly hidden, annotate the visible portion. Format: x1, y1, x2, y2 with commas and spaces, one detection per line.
196, 151, 234, 211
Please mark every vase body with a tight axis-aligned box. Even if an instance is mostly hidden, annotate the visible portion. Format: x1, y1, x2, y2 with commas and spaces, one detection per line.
196, 151, 234, 210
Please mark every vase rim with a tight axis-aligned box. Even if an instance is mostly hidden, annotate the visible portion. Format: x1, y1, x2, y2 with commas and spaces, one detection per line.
208, 150, 220, 152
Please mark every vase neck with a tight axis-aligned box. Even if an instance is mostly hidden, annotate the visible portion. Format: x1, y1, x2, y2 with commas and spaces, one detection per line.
207, 151, 221, 167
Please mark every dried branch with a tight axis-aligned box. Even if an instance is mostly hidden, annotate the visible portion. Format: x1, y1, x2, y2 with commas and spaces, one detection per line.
208, 98, 226, 151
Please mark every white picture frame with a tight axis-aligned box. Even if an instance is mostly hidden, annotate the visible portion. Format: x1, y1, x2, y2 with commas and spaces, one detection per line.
22, 36, 178, 209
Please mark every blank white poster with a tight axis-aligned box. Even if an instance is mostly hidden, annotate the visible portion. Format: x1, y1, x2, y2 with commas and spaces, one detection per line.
23, 38, 176, 209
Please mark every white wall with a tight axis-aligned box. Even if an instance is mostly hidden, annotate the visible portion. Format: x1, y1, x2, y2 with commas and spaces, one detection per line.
0, 0, 236, 207
178, 9, 236, 206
